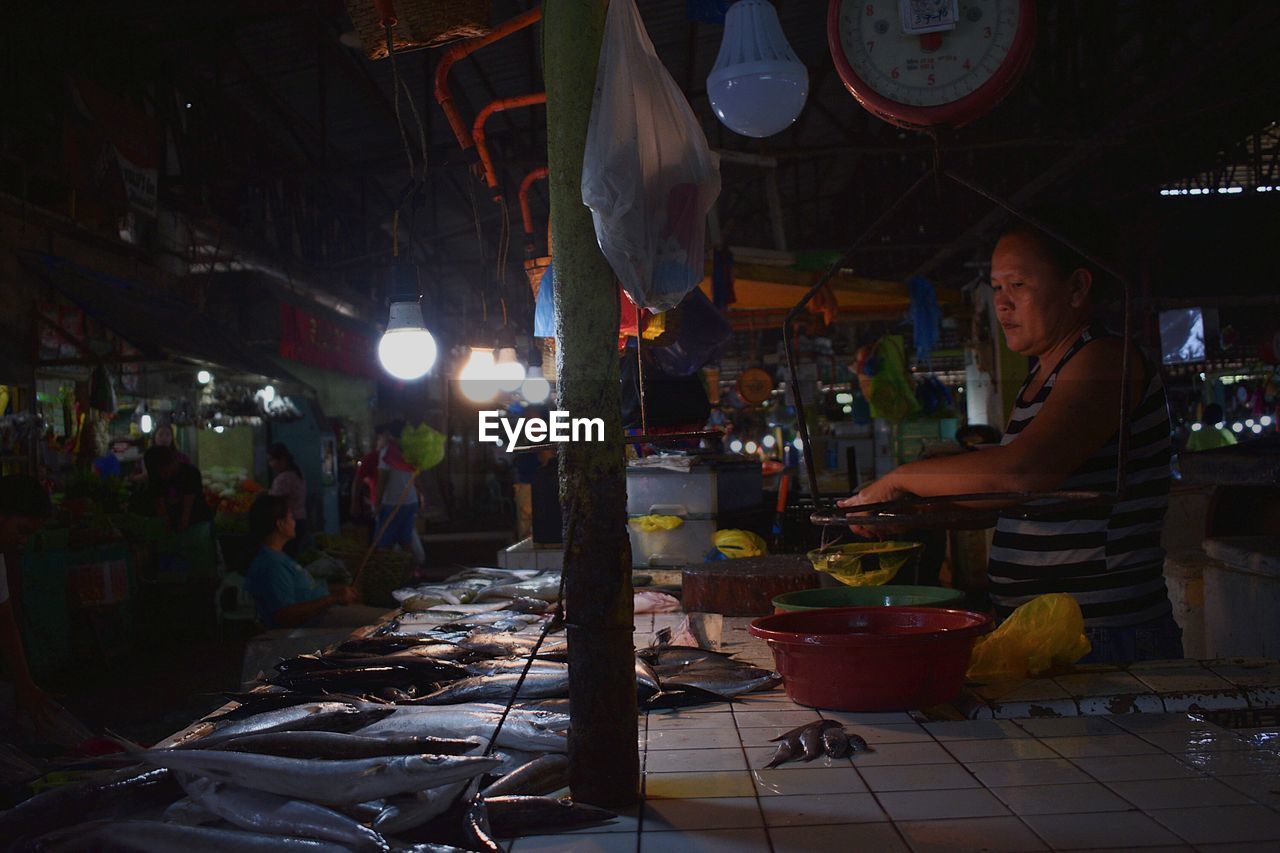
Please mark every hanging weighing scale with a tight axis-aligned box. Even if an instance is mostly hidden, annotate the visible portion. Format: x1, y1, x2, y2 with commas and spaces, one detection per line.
792, 4, 1125, 531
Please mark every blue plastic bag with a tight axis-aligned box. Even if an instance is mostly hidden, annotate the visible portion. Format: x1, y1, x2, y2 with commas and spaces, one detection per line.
908, 275, 940, 364
534, 263, 556, 338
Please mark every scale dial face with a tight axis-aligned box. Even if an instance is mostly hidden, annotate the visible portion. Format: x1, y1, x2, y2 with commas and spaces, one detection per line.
828, 0, 1036, 129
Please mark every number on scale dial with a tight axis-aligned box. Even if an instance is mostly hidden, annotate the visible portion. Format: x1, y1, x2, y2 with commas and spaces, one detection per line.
828, 0, 1036, 129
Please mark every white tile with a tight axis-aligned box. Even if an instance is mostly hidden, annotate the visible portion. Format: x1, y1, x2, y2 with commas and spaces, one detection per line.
972, 679, 1073, 702
816, 710, 918, 725
1070, 753, 1201, 782
877, 787, 1010, 821
943, 738, 1059, 763
1147, 804, 1280, 845
1053, 672, 1151, 697
645, 728, 741, 750
733, 709, 827, 727
1218, 772, 1280, 808
969, 758, 1094, 787
1139, 729, 1252, 754
1106, 777, 1254, 809
751, 766, 867, 797
922, 720, 1030, 740
1129, 668, 1236, 694
1022, 811, 1184, 849
1015, 717, 1124, 738
1177, 748, 1280, 777
897, 816, 1048, 853
639, 828, 769, 853
1042, 733, 1161, 758
846, 741, 956, 767
770, 822, 910, 853
990, 699, 1082, 719
644, 771, 755, 799
1104, 713, 1211, 734
1077, 693, 1165, 715
645, 747, 747, 773
759, 792, 886, 827
845, 723, 935, 745
641, 797, 762, 832
991, 782, 1131, 815
646, 711, 735, 730
510, 834, 637, 853
859, 762, 981, 792
1158, 691, 1247, 713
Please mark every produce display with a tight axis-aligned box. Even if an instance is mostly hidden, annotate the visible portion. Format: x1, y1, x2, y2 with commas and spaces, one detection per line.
202, 466, 263, 519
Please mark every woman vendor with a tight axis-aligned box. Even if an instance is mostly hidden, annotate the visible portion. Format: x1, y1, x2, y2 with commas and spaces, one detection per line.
244, 494, 387, 629
267, 442, 308, 558
841, 216, 1179, 663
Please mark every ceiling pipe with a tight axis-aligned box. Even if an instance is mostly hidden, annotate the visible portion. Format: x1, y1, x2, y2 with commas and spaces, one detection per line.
433, 7, 543, 153
474, 93, 547, 201
519, 166, 549, 257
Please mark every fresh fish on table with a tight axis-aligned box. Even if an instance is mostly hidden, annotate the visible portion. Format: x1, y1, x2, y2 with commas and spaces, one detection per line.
458, 633, 567, 658
182, 703, 395, 749
356, 705, 569, 753
472, 576, 563, 604
657, 662, 781, 697
177, 774, 390, 852
113, 740, 502, 804
765, 738, 799, 768
641, 685, 736, 711
769, 720, 839, 743
372, 780, 468, 835
162, 797, 221, 826
484, 796, 616, 836
215, 730, 478, 759
416, 671, 569, 704
463, 658, 568, 678
480, 754, 570, 798
847, 732, 873, 753
822, 727, 851, 759
336, 637, 467, 658
506, 596, 552, 614
0, 767, 181, 843
267, 665, 423, 693
799, 725, 824, 761
14, 819, 357, 852
637, 646, 735, 667
635, 658, 661, 699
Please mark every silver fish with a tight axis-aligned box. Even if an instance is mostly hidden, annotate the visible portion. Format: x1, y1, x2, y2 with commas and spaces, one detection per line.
659, 662, 781, 697
372, 780, 467, 835
822, 728, 851, 759
182, 703, 394, 749
480, 754, 570, 798
178, 774, 389, 852
639, 647, 736, 667
116, 742, 501, 804
216, 731, 477, 760
417, 672, 568, 704
484, 796, 615, 836
356, 706, 568, 753
799, 726, 824, 761
464, 659, 568, 678
458, 633, 568, 658
472, 576, 563, 603
766, 739, 798, 768
0, 766, 178, 842
848, 733, 874, 753
161, 798, 221, 827
769, 720, 839, 743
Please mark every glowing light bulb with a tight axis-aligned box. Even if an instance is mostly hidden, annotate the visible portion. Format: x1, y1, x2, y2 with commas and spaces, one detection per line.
1190, 423, 1203, 432
378, 301, 437, 381
1262, 416, 1273, 427
729, 439, 744, 453
213, 425, 225, 434
521, 365, 551, 405
1252, 424, 1263, 434
494, 347, 526, 393
762, 434, 776, 449
707, 0, 808, 137
1232, 422, 1244, 433
792, 437, 803, 450
139, 413, 154, 434
197, 370, 213, 385
745, 441, 758, 454
459, 348, 499, 403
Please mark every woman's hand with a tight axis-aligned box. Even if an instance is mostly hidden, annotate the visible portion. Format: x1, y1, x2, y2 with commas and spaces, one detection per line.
837, 474, 911, 538
330, 585, 359, 605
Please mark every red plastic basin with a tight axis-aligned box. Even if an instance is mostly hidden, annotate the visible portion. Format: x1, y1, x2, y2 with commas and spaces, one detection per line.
749, 606, 994, 711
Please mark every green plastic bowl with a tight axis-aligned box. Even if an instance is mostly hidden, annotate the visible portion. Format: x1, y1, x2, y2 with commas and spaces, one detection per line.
772, 585, 965, 613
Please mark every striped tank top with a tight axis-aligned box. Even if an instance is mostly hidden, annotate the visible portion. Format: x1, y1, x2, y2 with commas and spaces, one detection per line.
987, 326, 1173, 628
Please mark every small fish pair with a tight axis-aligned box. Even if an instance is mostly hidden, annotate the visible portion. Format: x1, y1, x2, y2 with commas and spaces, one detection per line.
765, 720, 872, 767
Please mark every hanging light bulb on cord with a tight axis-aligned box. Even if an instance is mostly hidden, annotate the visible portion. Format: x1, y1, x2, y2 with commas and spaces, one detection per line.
378, 264, 438, 381
521, 364, 551, 405
459, 346, 499, 403
492, 327, 526, 393
707, 0, 808, 138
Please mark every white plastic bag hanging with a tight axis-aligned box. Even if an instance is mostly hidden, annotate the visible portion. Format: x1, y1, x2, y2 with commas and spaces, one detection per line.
581, 0, 721, 313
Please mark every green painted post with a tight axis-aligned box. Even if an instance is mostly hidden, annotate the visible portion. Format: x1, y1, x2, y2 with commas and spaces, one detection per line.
543, 0, 640, 807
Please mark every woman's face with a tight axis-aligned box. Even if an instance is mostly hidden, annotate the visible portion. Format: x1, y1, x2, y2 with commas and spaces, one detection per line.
268, 455, 286, 473
990, 232, 1091, 358
155, 425, 174, 447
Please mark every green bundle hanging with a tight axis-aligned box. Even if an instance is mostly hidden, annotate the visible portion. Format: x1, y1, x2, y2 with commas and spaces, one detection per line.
400, 423, 445, 471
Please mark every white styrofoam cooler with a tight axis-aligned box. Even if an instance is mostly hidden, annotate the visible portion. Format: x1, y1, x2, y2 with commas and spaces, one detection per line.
1201, 537, 1280, 659
628, 517, 717, 567
625, 460, 762, 517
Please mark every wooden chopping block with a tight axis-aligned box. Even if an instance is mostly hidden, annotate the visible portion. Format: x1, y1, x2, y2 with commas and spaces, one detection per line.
682, 555, 821, 616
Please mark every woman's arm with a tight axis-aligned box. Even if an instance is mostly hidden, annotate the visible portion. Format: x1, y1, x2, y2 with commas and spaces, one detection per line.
844, 338, 1145, 506
176, 494, 195, 532
271, 593, 338, 628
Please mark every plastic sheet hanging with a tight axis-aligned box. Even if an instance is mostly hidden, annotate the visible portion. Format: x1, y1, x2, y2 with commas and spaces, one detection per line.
582, 0, 721, 312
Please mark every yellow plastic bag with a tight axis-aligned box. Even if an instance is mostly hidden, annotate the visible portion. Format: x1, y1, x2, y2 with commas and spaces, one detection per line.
965, 593, 1092, 683
807, 542, 922, 587
632, 515, 684, 533
714, 529, 766, 558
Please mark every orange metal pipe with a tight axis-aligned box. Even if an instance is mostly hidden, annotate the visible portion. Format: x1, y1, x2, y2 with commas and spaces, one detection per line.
519, 166, 550, 248
433, 7, 542, 152
473, 93, 547, 199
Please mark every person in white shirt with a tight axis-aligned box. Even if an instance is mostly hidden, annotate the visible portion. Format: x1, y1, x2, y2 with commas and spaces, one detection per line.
0, 475, 57, 727
375, 420, 425, 565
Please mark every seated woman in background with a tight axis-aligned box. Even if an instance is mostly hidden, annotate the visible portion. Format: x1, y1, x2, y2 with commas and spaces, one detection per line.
244, 494, 388, 629
267, 442, 308, 558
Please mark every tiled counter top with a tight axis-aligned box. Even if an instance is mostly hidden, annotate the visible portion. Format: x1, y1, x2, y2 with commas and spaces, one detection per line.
511, 614, 1280, 851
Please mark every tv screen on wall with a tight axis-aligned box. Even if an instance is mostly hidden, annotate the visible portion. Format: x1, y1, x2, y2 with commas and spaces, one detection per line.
1158, 307, 1206, 365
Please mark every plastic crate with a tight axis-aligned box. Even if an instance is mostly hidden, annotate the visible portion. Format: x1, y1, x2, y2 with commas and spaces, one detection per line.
626, 459, 763, 517
628, 517, 717, 567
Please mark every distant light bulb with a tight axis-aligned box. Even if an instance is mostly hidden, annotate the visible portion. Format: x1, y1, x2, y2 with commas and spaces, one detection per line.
197, 370, 213, 385
745, 441, 758, 454
762, 434, 776, 448
729, 439, 744, 453
139, 414, 154, 434
1262, 416, 1273, 427
1214, 422, 1225, 430
835, 392, 853, 405
378, 301, 437, 380
1232, 422, 1244, 433
842, 405, 853, 414
707, 0, 808, 138
1246, 419, 1255, 428
494, 347, 526, 393
261, 385, 276, 404
1190, 422, 1203, 432
213, 425, 225, 434
792, 437, 803, 450
459, 348, 499, 403
1252, 424, 1263, 434
521, 366, 551, 404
